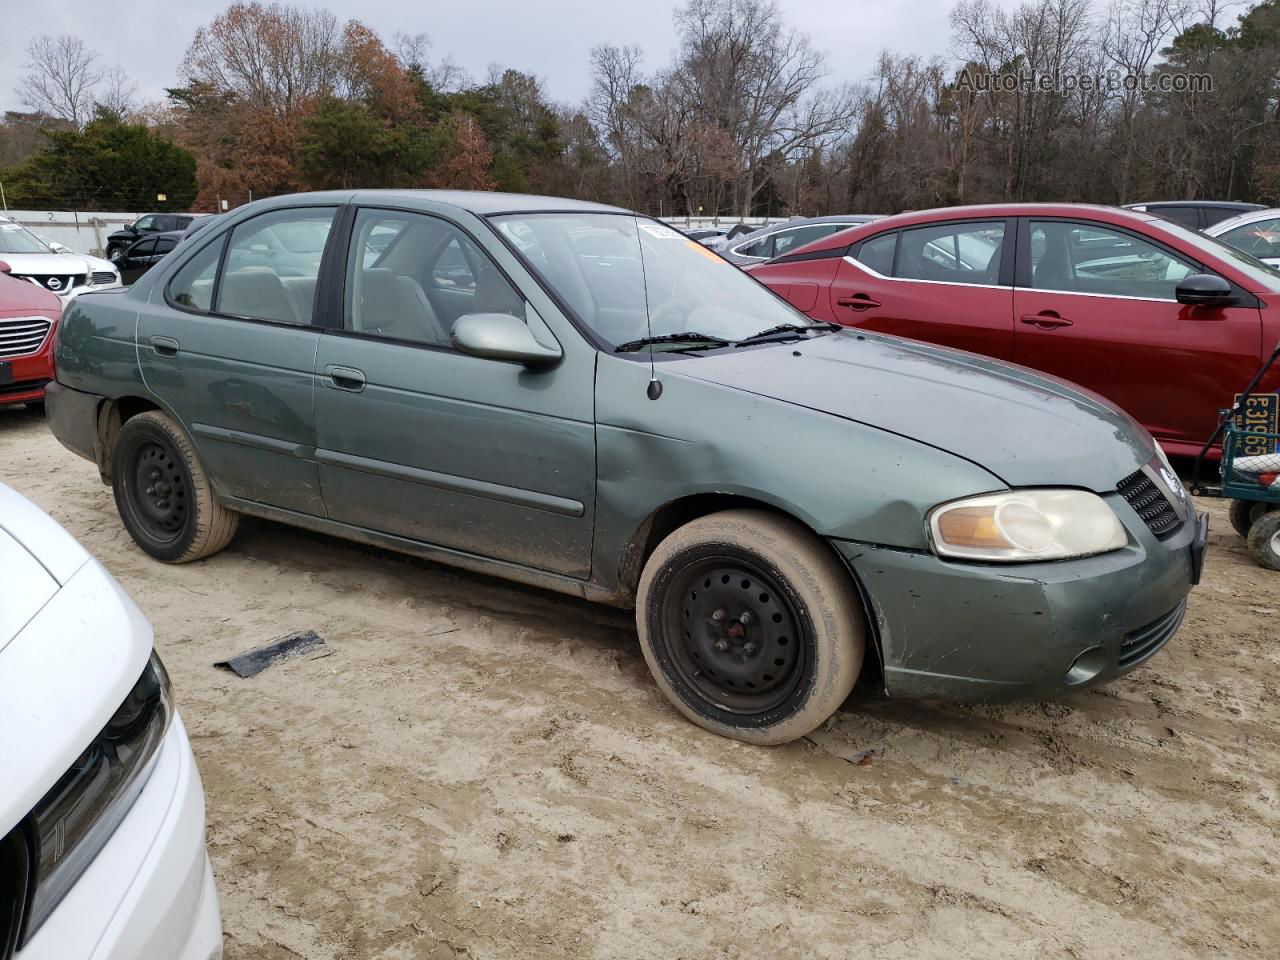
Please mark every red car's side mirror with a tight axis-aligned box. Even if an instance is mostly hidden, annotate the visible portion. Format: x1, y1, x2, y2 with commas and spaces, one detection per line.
0, 260, 10, 275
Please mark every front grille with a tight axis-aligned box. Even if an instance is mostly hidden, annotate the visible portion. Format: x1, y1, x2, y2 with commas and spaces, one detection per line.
19, 274, 85, 293
90, 270, 116, 285
0, 317, 52, 358
1120, 601, 1185, 667
1117, 469, 1181, 537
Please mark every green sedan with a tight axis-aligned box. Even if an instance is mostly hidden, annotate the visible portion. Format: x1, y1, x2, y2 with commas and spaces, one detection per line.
44, 191, 1208, 744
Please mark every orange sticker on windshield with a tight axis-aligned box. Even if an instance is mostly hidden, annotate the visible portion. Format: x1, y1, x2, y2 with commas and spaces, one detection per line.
685, 240, 724, 262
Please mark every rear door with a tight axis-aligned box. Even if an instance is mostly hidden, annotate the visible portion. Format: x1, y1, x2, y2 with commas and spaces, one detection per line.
829, 218, 1016, 360
136, 204, 340, 516
311, 205, 596, 578
1012, 217, 1264, 452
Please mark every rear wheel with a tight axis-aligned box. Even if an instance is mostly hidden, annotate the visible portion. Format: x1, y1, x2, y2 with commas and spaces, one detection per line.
112, 410, 238, 563
636, 510, 864, 744
1247, 511, 1280, 571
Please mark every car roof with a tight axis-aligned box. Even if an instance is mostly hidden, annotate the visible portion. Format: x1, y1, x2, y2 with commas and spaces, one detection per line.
1125, 200, 1265, 211
769, 202, 1177, 260
322, 189, 631, 216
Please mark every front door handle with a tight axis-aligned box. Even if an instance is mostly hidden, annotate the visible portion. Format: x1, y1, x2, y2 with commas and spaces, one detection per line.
837, 294, 881, 311
325, 365, 366, 392
1020, 312, 1073, 329
150, 336, 180, 357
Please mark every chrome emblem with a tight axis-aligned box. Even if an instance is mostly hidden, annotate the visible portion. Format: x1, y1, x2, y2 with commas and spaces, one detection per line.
46, 276, 63, 290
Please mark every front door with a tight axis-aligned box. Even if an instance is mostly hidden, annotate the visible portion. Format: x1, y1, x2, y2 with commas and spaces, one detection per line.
312, 206, 596, 579
136, 205, 340, 516
1013, 218, 1264, 453
830, 218, 1016, 360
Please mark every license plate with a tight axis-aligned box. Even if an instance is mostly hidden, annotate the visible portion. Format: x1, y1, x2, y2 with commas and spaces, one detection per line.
1233, 392, 1279, 455
0, 362, 11, 386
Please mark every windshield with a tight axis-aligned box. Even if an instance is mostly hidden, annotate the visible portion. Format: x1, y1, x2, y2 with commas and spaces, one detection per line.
491, 213, 809, 351
1146, 218, 1280, 293
0, 221, 52, 255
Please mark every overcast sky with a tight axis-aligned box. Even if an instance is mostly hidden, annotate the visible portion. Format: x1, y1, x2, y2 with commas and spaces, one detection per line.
0, 0, 1021, 115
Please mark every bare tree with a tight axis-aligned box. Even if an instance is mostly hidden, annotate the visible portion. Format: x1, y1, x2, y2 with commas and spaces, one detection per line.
97, 66, 139, 119
17, 35, 104, 127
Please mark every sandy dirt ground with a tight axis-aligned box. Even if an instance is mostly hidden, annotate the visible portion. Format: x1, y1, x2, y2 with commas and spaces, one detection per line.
2, 406, 1278, 960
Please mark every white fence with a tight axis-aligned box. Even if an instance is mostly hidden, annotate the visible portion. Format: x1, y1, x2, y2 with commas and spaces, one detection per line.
2, 209, 151, 257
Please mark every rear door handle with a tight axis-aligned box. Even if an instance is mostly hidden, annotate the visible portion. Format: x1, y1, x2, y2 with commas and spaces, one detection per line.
325, 365, 366, 392
150, 336, 180, 357
837, 294, 881, 311
1020, 313, 1073, 329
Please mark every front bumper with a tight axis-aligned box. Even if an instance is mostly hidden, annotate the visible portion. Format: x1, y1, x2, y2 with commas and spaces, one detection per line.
836, 496, 1203, 701
0, 347, 54, 408
18, 716, 223, 960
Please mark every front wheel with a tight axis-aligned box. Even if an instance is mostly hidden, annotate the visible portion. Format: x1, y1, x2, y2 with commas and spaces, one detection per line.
112, 410, 238, 563
636, 510, 865, 745
1247, 511, 1280, 571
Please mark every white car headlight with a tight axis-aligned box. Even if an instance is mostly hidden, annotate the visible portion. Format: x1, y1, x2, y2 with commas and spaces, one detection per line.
928, 489, 1127, 562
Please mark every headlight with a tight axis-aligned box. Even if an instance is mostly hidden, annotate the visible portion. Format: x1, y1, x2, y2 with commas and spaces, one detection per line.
928, 489, 1127, 562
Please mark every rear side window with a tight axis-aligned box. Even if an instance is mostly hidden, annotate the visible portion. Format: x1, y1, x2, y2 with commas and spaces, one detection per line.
896, 221, 1005, 285
131, 238, 157, 257
156, 237, 178, 255
168, 237, 225, 312
856, 233, 897, 275
216, 207, 336, 325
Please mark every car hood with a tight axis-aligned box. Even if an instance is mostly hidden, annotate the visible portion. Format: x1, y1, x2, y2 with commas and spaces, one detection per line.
0, 252, 104, 275
673, 331, 1155, 490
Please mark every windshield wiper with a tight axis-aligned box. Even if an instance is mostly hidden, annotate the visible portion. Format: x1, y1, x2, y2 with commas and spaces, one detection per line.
614, 332, 732, 353
733, 322, 842, 347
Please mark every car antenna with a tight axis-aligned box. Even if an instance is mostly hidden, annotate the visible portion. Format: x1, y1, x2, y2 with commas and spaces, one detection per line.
635, 217, 663, 400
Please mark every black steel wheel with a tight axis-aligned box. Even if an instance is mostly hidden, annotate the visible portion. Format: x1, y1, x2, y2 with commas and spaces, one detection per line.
662, 556, 806, 715
637, 509, 865, 744
112, 410, 238, 563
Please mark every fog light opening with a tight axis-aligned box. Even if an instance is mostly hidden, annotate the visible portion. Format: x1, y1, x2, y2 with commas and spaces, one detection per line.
1065, 646, 1108, 686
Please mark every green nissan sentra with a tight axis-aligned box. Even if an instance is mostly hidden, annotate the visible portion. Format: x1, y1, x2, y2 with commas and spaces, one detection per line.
45, 191, 1208, 744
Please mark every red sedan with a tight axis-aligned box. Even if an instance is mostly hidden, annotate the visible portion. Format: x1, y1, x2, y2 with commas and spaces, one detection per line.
748, 203, 1280, 459
0, 260, 62, 408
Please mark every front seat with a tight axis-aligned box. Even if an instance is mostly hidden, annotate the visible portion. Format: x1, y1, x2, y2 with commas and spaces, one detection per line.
1032, 231, 1074, 291
356, 268, 450, 345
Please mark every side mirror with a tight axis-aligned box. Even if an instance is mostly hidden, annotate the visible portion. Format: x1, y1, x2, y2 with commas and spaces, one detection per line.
451, 313, 562, 368
1176, 273, 1234, 307
0, 261, 10, 275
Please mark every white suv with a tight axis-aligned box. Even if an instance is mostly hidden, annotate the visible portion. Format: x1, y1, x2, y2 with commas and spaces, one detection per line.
0, 216, 122, 302
0, 483, 221, 959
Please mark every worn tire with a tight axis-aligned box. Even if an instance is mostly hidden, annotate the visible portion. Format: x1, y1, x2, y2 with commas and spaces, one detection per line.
112, 410, 238, 563
1230, 499, 1276, 539
1247, 511, 1280, 571
636, 509, 864, 745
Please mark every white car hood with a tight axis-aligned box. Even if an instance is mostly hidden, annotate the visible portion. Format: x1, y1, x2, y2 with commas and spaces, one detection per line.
0, 527, 59, 652
0, 252, 112, 275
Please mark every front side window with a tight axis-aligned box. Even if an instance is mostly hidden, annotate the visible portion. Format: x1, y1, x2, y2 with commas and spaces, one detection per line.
216, 207, 336, 325
134, 215, 157, 232
155, 237, 178, 256
895, 221, 1005, 285
130, 239, 157, 258
1028, 221, 1195, 299
733, 234, 774, 259
1151, 206, 1201, 229
1217, 218, 1280, 260
493, 213, 808, 350
345, 208, 524, 347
